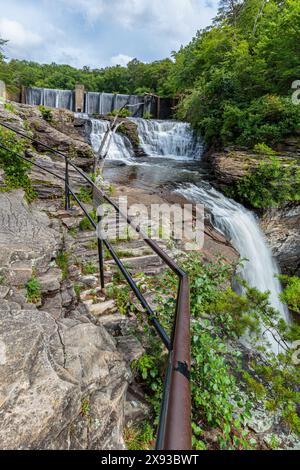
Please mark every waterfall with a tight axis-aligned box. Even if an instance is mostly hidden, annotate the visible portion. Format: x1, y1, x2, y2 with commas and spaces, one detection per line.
90, 119, 134, 162
85, 92, 144, 116
176, 183, 289, 350
25, 87, 152, 117
131, 119, 288, 350
133, 118, 204, 159
25, 87, 74, 110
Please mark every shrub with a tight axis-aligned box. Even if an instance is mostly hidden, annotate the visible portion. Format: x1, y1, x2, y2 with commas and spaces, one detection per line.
231, 156, 300, 208
38, 105, 53, 122
79, 209, 97, 231
279, 275, 300, 314
26, 277, 41, 303
78, 185, 93, 204
107, 108, 132, 118
82, 261, 98, 275
253, 143, 276, 156
143, 111, 152, 120
124, 423, 155, 451
0, 128, 36, 202
4, 102, 16, 113
237, 95, 300, 148
132, 254, 300, 449
56, 251, 69, 280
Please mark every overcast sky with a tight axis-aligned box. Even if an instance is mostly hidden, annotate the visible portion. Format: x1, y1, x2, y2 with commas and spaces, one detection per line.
0, 0, 219, 68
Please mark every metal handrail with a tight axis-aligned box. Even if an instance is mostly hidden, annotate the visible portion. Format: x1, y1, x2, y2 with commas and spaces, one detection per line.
0, 120, 191, 450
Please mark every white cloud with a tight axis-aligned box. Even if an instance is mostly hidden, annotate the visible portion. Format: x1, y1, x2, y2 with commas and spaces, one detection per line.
0, 18, 42, 48
59, 0, 218, 41
60, 0, 105, 21
0, 0, 219, 68
112, 0, 219, 40
110, 54, 133, 66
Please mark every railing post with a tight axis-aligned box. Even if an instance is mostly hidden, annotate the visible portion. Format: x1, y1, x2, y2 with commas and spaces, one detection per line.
65, 157, 71, 210
160, 276, 191, 450
97, 210, 105, 289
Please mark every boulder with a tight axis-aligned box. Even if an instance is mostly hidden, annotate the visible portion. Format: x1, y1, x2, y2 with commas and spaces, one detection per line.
0, 306, 129, 450
261, 203, 300, 275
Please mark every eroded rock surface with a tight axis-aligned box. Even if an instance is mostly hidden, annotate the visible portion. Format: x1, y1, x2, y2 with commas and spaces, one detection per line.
0, 307, 128, 450
0, 190, 130, 449
261, 203, 300, 276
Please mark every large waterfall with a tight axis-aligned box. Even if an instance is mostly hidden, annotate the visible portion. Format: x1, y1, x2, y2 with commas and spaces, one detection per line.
25, 87, 152, 117
132, 119, 288, 350
133, 118, 203, 159
177, 183, 289, 321
87, 116, 288, 345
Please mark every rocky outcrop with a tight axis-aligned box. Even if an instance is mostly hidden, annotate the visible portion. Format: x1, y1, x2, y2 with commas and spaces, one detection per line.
0, 189, 59, 287
261, 203, 300, 276
0, 306, 128, 450
0, 103, 94, 168
208, 150, 259, 189
206, 148, 300, 274
0, 190, 131, 449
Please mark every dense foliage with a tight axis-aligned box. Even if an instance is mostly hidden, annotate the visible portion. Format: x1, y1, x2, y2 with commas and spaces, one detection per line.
1, 1, 300, 151
0, 128, 36, 201
171, 0, 300, 148
279, 275, 300, 315
132, 254, 300, 450
229, 156, 300, 208
0, 56, 173, 97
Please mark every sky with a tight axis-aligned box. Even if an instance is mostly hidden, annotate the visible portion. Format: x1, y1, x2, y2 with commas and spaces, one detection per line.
0, 0, 219, 68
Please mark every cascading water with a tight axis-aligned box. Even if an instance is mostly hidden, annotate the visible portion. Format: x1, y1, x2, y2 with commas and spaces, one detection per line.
131, 119, 288, 351
25, 87, 149, 117
133, 118, 203, 159
176, 183, 288, 323
89, 119, 134, 162
25, 87, 74, 110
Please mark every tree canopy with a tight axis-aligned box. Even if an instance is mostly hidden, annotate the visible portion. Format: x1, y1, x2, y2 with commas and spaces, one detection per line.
1, 0, 300, 148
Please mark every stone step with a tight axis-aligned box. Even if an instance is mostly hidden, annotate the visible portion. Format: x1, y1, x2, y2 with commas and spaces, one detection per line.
84, 299, 117, 318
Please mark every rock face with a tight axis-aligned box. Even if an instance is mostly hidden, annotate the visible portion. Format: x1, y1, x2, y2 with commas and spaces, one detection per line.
0, 190, 130, 449
0, 189, 59, 285
208, 150, 259, 189
261, 203, 300, 276
1, 103, 94, 167
0, 306, 128, 450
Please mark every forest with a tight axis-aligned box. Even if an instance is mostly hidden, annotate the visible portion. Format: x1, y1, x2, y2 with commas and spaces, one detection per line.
1, 0, 300, 151
0, 0, 300, 452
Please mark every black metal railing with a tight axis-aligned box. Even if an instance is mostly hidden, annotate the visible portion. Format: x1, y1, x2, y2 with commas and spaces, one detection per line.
0, 120, 191, 450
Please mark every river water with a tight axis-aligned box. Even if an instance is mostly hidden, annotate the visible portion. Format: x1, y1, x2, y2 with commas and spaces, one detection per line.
89, 117, 289, 349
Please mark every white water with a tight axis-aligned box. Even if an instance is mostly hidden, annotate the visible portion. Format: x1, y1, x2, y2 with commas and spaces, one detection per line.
25, 87, 74, 110
133, 118, 204, 159
87, 116, 289, 346
134, 119, 288, 350
90, 118, 135, 163
177, 183, 288, 325
25, 87, 152, 117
